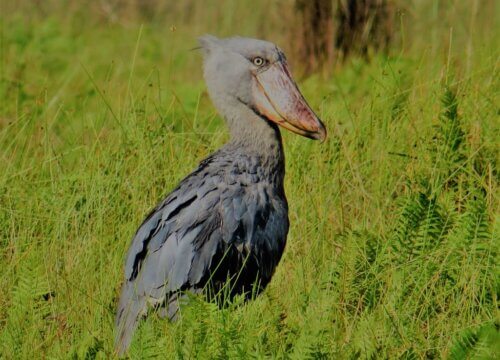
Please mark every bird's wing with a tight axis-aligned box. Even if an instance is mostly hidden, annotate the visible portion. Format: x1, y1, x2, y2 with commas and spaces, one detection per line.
123, 158, 229, 292
115, 158, 225, 352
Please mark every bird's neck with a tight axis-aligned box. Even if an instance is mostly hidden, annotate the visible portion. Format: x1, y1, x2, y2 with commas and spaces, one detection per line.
218, 98, 285, 183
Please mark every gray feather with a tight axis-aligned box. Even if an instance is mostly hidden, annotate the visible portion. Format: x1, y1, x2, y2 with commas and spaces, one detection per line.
115, 282, 147, 357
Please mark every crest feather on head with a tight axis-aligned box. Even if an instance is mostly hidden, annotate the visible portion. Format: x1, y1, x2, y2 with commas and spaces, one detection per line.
197, 34, 220, 55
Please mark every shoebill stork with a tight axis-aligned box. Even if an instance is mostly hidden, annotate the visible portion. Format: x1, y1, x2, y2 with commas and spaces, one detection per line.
115, 35, 326, 355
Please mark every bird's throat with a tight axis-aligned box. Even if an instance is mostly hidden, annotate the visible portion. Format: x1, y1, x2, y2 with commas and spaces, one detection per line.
224, 102, 285, 184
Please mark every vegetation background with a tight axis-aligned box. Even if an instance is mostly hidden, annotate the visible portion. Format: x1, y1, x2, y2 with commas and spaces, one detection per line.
0, 0, 498, 358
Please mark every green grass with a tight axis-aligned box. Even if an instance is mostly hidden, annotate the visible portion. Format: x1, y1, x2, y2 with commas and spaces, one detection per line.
1, 1, 498, 359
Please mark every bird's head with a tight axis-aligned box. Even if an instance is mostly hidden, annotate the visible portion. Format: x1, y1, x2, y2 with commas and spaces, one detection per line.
198, 35, 326, 141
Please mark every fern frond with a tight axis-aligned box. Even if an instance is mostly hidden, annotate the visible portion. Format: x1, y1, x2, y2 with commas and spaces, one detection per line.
430, 86, 467, 192
393, 192, 449, 261
0, 262, 52, 358
449, 322, 499, 360
461, 191, 491, 244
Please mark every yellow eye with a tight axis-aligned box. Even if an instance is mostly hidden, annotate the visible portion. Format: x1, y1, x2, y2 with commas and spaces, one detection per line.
252, 57, 265, 66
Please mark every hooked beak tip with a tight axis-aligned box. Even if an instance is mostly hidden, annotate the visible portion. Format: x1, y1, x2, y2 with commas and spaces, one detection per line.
316, 124, 327, 142
307, 120, 327, 142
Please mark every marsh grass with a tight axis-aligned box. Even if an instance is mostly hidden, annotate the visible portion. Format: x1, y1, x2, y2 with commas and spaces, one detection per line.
0, 1, 498, 358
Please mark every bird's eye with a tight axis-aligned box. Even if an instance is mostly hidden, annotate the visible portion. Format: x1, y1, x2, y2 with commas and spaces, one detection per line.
252, 57, 265, 66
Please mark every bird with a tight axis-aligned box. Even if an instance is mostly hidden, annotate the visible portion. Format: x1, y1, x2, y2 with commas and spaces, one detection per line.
114, 35, 326, 356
